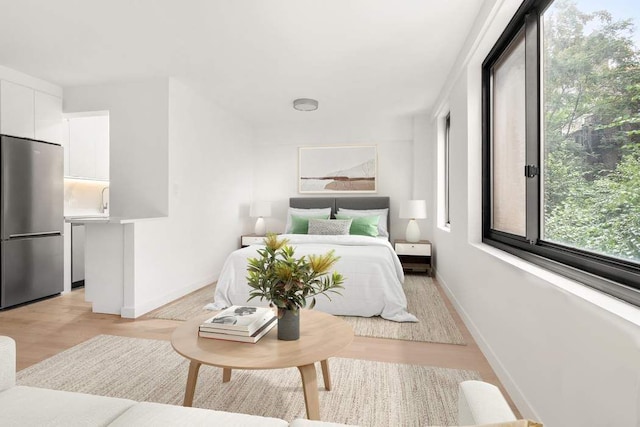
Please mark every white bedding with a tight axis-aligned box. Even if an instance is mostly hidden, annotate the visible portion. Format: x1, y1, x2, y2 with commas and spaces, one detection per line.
206, 234, 418, 322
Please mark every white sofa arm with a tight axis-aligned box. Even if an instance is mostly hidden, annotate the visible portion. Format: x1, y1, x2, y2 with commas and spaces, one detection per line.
0, 336, 16, 392
458, 380, 517, 426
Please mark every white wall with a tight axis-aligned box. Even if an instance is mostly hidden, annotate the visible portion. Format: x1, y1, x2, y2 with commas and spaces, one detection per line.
252, 117, 423, 240
412, 114, 435, 241
427, 1, 640, 426
63, 77, 252, 316
64, 79, 169, 219
124, 78, 253, 315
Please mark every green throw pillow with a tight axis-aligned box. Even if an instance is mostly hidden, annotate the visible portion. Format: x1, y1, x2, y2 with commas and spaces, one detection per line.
290, 214, 331, 234
335, 214, 380, 237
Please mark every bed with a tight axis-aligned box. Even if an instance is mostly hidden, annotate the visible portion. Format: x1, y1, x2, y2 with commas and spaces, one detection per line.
206, 197, 418, 322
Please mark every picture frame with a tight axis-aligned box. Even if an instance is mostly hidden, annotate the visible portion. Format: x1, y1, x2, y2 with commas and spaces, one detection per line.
298, 145, 377, 194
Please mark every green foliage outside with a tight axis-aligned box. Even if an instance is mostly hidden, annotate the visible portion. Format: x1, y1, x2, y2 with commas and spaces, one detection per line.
542, 0, 640, 262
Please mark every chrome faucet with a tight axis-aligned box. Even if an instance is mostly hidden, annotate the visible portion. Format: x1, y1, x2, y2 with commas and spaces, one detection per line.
101, 186, 109, 213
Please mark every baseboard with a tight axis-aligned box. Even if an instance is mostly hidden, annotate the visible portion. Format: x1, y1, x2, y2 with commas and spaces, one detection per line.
436, 271, 541, 421
92, 301, 121, 316
120, 274, 217, 319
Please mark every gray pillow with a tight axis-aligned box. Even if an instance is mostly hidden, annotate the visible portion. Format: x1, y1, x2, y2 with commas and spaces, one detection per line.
307, 219, 352, 236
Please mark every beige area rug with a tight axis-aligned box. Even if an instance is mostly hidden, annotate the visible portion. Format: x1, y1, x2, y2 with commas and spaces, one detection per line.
17, 335, 481, 426
146, 274, 466, 345
342, 275, 465, 345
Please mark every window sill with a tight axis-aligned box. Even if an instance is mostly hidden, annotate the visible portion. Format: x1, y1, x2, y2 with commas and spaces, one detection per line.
437, 224, 451, 233
471, 242, 640, 327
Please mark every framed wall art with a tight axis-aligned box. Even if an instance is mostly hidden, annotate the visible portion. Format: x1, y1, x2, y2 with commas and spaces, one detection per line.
298, 145, 377, 194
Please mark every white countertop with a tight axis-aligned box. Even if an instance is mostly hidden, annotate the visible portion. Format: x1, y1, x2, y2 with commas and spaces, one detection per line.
65, 211, 108, 219
65, 215, 167, 224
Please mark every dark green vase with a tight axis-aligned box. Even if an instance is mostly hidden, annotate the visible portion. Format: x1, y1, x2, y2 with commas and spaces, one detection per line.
277, 309, 300, 341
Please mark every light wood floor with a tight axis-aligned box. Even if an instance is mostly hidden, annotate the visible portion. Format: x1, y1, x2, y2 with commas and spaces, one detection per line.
0, 276, 520, 417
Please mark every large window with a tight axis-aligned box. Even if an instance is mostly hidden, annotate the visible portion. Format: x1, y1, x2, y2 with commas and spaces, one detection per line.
483, 0, 640, 305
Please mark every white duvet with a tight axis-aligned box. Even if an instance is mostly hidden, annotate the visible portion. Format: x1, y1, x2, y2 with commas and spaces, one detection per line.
206, 234, 418, 322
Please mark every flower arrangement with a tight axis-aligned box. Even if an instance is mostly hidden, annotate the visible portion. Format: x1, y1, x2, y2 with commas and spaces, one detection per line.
246, 234, 344, 316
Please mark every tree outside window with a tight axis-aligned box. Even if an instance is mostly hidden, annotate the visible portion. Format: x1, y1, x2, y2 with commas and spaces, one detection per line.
542, 0, 640, 264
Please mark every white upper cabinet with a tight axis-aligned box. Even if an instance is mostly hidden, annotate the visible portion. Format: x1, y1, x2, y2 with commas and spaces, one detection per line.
67, 114, 109, 180
94, 119, 109, 180
0, 79, 63, 145
0, 80, 35, 139
61, 119, 70, 176
68, 117, 95, 178
34, 90, 63, 144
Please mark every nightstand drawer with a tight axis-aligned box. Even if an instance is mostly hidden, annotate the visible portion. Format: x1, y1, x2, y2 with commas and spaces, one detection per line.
395, 242, 431, 256
241, 235, 266, 246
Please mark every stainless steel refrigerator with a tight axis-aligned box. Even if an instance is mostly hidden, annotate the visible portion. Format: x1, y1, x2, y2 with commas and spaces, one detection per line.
0, 135, 63, 309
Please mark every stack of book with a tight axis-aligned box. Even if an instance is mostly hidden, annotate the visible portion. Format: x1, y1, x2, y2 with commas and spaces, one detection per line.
198, 305, 276, 343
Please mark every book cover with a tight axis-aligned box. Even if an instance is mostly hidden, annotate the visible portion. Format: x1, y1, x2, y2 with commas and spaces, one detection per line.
198, 316, 277, 343
200, 305, 275, 333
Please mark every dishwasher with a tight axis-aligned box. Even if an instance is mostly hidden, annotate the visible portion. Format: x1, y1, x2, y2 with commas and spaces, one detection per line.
71, 224, 85, 288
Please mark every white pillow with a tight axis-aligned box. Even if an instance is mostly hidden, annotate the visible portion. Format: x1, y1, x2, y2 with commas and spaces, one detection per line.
285, 207, 332, 233
336, 208, 389, 237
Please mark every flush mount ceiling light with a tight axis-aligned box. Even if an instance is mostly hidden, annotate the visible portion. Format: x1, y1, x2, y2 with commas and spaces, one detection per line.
293, 98, 318, 111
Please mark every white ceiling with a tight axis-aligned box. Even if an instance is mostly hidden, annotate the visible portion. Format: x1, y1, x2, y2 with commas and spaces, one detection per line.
0, 0, 485, 126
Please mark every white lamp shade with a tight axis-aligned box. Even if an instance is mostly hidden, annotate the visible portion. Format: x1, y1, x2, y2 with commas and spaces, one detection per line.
399, 200, 427, 219
250, 201, 272, 218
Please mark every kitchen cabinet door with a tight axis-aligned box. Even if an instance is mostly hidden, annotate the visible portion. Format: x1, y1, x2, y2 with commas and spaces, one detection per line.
0, 80, 35, 139
68, 116, 96, 178
93, 116, 109, 180
71, 224, 85, 285
67, 115, 109, 180
61, 119, 70, 176
34, 91, 63, 144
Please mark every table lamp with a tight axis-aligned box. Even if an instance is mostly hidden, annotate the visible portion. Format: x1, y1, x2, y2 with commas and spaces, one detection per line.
399, 200, 427, 243
250, 201, 272, 236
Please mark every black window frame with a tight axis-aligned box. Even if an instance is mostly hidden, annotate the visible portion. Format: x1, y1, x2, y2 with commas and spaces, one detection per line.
481, 0, 640, 306
444, 112, 451, 228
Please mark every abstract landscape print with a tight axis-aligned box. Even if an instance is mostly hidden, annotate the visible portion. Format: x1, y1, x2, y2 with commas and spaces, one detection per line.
299, 145, 377, 193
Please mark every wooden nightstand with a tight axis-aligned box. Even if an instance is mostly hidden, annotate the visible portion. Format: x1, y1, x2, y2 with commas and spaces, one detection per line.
394, 239, 432, 275
241, 234, 267, 248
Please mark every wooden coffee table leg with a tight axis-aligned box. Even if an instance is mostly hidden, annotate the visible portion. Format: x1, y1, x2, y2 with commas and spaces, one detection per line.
298, 363, 320, 420
222, 368, 232, 383
183, 360, 201, 407
320, 359, 331, 390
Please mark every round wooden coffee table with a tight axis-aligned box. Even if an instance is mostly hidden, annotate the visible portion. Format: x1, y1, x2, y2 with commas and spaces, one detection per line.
171, 309, 354, 420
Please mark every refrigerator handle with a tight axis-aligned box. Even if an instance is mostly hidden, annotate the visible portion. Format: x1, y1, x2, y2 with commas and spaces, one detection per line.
9, 231, 62, 239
